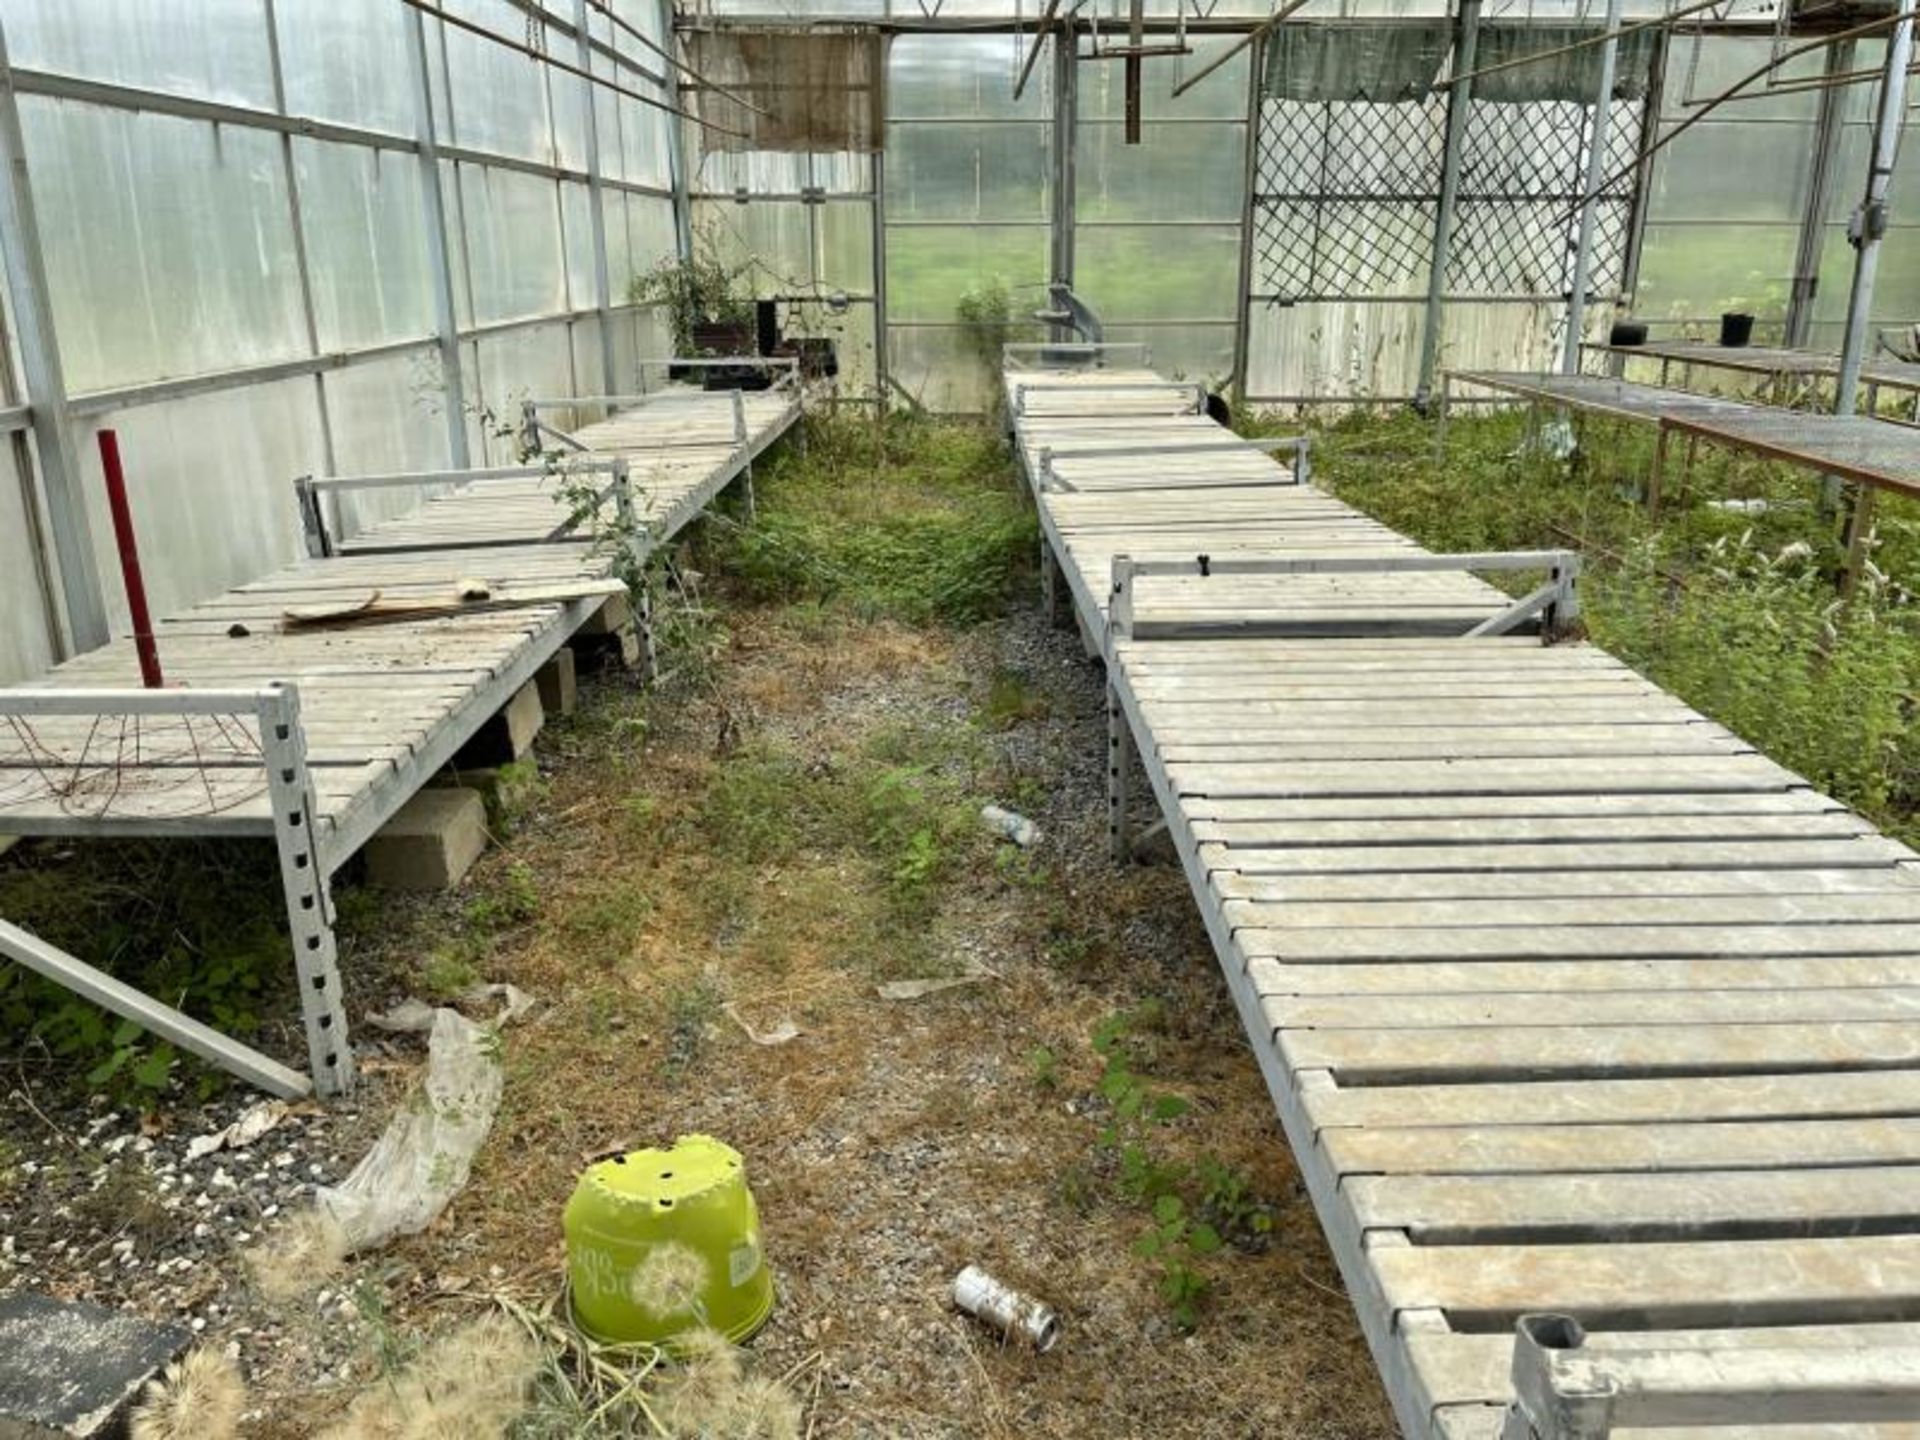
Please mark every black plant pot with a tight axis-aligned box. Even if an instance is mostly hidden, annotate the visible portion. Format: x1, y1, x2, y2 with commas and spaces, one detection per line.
1720, 312, 1755, 348
1610, 320, 1649, 347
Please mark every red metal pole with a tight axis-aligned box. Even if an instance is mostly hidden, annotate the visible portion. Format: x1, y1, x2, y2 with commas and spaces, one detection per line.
97, 428, 163, 689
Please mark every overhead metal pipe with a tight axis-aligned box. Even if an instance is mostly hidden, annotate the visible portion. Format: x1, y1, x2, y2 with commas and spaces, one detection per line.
1561, 0, 1623, 373
397, 0, 746, 138
1171, 0, 1310, 100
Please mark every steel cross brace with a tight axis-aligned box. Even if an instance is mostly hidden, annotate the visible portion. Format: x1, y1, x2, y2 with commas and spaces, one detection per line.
1105, 549, 1583, 643
296, 458, 636, 557
1504, 1313, 1920, 1438
0, 684, 351, 1096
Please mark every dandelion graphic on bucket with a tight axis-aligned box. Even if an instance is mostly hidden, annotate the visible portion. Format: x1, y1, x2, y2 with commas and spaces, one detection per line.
564, 1134, 774, 1345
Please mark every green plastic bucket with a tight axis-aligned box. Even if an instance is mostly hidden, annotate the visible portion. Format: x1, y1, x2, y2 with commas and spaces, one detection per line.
564, 1134, 774, 1346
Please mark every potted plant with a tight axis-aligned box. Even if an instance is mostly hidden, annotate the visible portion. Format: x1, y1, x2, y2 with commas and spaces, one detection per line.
627, 230, 756, 370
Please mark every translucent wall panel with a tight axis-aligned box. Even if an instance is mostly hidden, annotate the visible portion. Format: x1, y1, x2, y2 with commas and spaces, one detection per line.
437, 0, 555, 163
0, 447, 57, 685
1100, 323, 1235, 385
25, 99, 309, 392
1635, 222, 1800, 324
1075, 225, 1240, 321
551, 27, 593, 176
296, 140, 434, 350
1632, 34, 1822, 330
325, 348, 452, 475
887, 225, 1048, 323
888, 123, 1050, 221
701, 200, 812, 295
4, 0, 275, 108
473, 323, 575, 462
694, 151, 873, 194
324, 347, 458, 536
887, 326, 999, 412
1077, 34, 1250, 120
818, 203, 874, 293
562, 181, 599, 310
75, 381, 325, 629
460, 164, 568, 325
1812, 227, 1920, 330
613, 192, 682, 298
1076, 123, 1244, 224
276, 0, 417, 134
889, 34, 1049, 119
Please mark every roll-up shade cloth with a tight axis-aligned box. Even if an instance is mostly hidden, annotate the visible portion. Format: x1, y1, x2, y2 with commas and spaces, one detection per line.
689, 29, 888, 153
1263, 24, 1451, 104
1471, 24, 1658, 104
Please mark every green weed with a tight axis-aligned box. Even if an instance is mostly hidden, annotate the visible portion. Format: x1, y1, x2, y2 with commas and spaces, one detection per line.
0, 841, 286, 1103
703, 413, 1036, 625
1085, 1005, 1274, 1331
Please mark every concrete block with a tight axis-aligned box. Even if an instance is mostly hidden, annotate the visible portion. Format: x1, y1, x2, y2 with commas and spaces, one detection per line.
571, 623, 642, 674
453, 680, 544, 769
535, 647, 577, 717
0, 1292, 190, 1437
364, 787, 488, 891
576, 592, 632, 636
433, 762, 541, 831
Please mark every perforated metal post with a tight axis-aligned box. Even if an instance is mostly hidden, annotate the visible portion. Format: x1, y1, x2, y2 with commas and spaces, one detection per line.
1040, 538, 1059, 626
635, 574, 660, 684
1106, 553, 1137, 864
1107, 680, 1134, 864
254, 683, 354, 1096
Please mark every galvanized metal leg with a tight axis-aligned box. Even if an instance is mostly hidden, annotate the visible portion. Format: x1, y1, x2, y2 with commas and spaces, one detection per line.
636, 573, 660, 684
1041, 538, 1060, 627
742, 460, 758, 523
1842, 483, 1879, 599
0, 917, 312, 1098
1107, 680, 1134, 865
1648, 424, 1671, 518
255, 684, 354, 1097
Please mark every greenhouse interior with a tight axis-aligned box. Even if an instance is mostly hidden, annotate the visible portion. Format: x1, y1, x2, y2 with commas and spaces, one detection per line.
4, 0, 1920, 1435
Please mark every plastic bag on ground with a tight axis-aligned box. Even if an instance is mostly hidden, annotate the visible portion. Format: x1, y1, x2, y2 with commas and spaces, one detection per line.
316, 1008, 502, 1253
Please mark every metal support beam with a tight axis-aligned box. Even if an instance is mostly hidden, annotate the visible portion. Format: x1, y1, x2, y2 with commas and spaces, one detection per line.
661, 0, 694, 273
0, 17, 106, 653
1050, 31, 1077, 338
1787, 38, 1856, 348
264, 0, 338, 485
1230, 27, 1263, 406
1828, 7, 1913, 516
0, 917, 313, 1099
1415, 0, 1480, 411
872, 146, 891, 403
574, 0, 620, 395
405, 6, 473, 469
1561, 0, 1624, 373
256, 683, 355, 1096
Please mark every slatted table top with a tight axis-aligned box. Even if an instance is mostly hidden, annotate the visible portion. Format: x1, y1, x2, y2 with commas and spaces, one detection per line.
333, 388, 799, 555
1010, 363, 1920, 1436
0, 388, 800, 861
